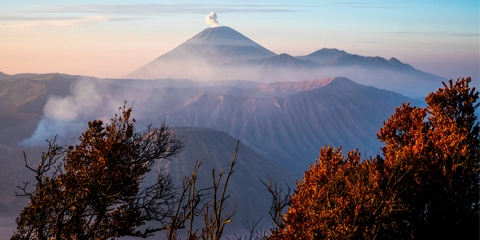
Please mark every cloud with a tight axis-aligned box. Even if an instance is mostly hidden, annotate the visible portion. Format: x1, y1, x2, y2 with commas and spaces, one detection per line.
0, 16, 78, 21
30, 4, 298, 15
386, 31, 480, 37
0, 16, 146, 29
323, 1, 404, 8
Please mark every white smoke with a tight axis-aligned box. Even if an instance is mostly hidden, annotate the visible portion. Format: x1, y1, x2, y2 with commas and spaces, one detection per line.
21, 79, 123, 146
205, 12, 219, 27
20, 78, 156, 146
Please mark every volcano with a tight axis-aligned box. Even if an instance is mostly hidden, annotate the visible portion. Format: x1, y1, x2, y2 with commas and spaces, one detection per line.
125, 26, 276, 80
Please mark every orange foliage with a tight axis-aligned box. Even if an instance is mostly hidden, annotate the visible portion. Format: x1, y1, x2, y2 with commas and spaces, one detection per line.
272, 78, 479, 239
378, 78, 479, 238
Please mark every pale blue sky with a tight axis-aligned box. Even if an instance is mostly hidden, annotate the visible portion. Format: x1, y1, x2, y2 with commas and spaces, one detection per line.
1, 0, 478, 80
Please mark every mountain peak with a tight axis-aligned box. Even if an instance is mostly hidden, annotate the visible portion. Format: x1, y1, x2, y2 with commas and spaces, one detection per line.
191, 26, 249, 42
388, 57, 402, 64
175, 26, 275, 57
327, 76, 357, 85
0, 71, 8, 81
253, 77, 357, 97
298, 48, 349, 65
310, 76, 357, 89
311, 48, 347, 55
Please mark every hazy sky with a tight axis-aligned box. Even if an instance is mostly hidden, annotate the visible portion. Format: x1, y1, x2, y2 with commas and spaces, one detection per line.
1, 0, 478, 80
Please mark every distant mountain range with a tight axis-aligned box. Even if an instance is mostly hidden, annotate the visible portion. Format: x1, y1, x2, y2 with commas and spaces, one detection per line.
125, 26, 446, 98
0, 73, 422, 174
298, 48, 411, 69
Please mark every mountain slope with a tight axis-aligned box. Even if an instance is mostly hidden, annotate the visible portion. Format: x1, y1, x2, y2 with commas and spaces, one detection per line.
186, 77, 351, 98
226, 54, 322, 82
256, 77, 334, 96
0, 75, 73, 145
239, 53, 321, 69
142, 127, 294, 235
0, 144, 47, 240
166, 77, 422, 174
0, 72, 8, 80
161, 26, 275, 62
297, 48, 446, 97
125, 26, 276, 80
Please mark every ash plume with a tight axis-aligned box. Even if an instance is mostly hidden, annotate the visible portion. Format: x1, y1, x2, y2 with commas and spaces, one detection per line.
205, 12, 219, 27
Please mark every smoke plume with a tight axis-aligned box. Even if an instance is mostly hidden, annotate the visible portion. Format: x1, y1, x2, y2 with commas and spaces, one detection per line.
205, 12, 219, 27
20, 78, 155, 146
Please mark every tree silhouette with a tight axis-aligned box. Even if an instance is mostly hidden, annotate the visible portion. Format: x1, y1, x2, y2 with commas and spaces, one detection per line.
12, 105, 185, 239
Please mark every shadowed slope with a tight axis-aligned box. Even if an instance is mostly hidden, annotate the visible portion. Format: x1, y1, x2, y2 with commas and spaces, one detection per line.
0, 75, 73, 145
167, 77, 422, 174
146, 127, 294, 235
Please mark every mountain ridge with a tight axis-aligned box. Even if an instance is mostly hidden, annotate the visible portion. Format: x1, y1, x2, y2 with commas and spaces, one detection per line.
166, 77, 421, 173
298, 48, 415, 70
